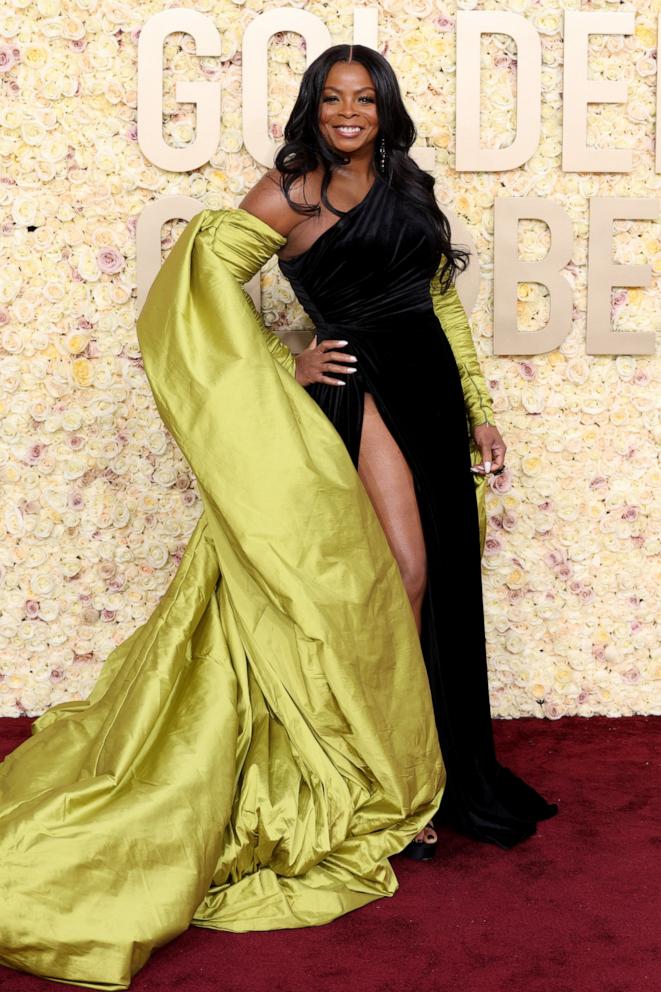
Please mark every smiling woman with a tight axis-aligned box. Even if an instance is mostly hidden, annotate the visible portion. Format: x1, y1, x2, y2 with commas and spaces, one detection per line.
238, 43, 557, 858
318, 69, 379, 162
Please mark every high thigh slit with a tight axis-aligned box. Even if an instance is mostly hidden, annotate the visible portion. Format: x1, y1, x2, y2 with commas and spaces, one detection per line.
279, 171, 558, 848
356, 391, 427, 628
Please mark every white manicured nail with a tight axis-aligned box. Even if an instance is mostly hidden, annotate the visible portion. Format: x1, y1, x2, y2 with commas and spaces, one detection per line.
484, 461, 492, 473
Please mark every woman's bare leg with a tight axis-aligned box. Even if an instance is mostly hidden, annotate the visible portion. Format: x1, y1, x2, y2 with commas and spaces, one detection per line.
357, 393, 427, 632
357, 392, 436, 846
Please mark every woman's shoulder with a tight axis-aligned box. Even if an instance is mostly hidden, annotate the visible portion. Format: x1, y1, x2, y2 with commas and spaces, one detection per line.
239, 168, 322, 238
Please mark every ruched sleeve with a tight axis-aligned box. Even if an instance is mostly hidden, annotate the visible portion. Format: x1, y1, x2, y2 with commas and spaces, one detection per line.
204, 209, 297, 377
429, 265, 492, 555
429, 268, 495, 433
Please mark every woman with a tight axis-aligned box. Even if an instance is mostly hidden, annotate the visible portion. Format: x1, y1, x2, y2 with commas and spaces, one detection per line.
0, 44, 555, 992
238, 44, 558, 855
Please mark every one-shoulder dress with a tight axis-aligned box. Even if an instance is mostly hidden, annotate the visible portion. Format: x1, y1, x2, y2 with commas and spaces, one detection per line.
279, 171, 558, 848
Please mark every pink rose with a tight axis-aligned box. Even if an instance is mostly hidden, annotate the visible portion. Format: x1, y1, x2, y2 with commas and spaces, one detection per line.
96, 247, 124, 275
0, 46, 16, 72
517, 361, 537, 380
610, 289, 627, 316
542, 700, 563, 719
490, 468, 513, 493
544, 549, 565, 568
494, 52, 515, 70
25, 600, 40, 619
484, 536, 503, 555
24, 443, 45, 465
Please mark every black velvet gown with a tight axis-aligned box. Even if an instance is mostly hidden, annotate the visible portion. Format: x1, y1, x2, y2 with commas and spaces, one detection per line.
279, 171, 558, 849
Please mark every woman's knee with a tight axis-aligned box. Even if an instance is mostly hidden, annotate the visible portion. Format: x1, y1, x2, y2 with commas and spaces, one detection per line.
399, 551, 427, 604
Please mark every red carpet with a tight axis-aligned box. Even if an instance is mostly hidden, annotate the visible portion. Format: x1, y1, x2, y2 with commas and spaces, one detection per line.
0, 714, 659, 992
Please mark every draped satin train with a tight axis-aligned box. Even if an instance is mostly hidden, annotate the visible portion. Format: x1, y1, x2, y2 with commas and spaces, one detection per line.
0, 207, 444, 990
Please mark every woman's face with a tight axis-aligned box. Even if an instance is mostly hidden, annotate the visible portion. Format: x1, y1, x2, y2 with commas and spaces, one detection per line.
317, 60, 379, 161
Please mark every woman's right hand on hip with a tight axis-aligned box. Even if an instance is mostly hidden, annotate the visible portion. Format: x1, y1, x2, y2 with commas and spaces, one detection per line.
294, 336, 358, 387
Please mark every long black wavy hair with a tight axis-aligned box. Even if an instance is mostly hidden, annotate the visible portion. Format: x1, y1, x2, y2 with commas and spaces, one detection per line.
274, 43, 470, 292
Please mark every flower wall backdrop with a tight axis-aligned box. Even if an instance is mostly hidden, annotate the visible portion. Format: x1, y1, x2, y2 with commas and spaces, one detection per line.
0, 0, 659, 718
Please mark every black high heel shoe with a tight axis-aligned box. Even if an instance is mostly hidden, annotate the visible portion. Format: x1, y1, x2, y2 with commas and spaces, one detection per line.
401, 820, 437, 861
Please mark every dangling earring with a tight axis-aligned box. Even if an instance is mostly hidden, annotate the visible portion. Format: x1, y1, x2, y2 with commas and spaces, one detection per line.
379, 135, 387, 172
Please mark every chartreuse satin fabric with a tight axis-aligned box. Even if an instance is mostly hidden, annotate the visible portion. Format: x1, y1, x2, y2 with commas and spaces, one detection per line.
428, 273, 494, 556
0, 208, 468, 989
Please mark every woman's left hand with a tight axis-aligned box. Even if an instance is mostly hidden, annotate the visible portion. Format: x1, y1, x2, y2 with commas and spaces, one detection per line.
470, 421, 507, 476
